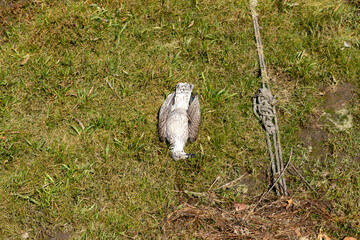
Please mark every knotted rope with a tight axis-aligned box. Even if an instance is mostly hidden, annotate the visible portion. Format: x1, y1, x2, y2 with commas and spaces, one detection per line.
250, 0, 288, 196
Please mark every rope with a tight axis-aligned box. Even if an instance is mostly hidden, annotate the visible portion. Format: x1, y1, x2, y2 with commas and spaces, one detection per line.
250, 0, 288, 196
250, 0, 268, 89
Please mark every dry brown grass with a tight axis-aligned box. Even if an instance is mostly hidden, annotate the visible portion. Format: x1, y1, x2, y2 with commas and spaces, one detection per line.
163, 194, 342, 239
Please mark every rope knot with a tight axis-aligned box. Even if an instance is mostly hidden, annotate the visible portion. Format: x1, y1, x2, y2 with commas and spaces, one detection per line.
253, 88, 277, 134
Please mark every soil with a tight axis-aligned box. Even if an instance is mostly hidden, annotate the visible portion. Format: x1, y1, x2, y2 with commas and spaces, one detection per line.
299, 82, 358, 158
321, 83, 357, 111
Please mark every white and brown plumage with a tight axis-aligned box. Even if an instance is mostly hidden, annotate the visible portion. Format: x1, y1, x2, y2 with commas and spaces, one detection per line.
158, 83, 201, 160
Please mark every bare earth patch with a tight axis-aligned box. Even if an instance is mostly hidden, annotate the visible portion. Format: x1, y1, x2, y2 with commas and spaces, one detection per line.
300, 82, 358, 157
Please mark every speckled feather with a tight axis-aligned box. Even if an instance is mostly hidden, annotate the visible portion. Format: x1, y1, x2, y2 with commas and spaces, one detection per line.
158, 83, 201, 160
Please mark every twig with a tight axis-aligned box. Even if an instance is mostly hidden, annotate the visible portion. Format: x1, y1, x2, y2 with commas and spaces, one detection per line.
88, 85, 94, 96
72, 103, 79, 110
74, 118, 85, 130
106, 80, 114, 89
289, 163, 319, 196
289, 163, 337, 214
184, 190, 208, 198
100, 204, 108, 213
0, 131, 21, 134
215, 174, 247, 190
106, 79, 121, 99
208, 176, 221, 191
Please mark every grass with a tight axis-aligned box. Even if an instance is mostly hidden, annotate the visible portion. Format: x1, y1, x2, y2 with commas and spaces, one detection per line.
0, 0, 360, 238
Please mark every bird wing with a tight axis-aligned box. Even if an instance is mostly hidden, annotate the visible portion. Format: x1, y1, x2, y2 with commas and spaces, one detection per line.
158, 92, 175, 142
188, 92, 201, 142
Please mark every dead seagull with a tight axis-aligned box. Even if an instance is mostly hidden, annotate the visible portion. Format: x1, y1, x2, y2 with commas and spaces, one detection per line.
158, 83, 201, 160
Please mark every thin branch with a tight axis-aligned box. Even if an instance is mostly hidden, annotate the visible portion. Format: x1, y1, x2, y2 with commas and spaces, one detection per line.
215, 174, 247, 190
289, 163, 337, 214
289, 163, 319, 197
208, 176, 221, 191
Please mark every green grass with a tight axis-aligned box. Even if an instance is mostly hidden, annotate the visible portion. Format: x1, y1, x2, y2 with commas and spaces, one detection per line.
1, 0, 360, 238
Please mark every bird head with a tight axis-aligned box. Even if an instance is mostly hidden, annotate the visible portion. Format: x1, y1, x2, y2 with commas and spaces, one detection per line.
174, 83, 193, 109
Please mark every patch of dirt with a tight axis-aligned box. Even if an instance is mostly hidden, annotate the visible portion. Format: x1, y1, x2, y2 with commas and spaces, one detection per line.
299, 83, 358, 157
163, 196, 341, 239
299, 113, 330, 156
46, 231, 71, 240
32, 223, 72, 240
0, 0, 29, 24
300, 123, 328, 146
320, 83, 356, 111
268, 68, 358, 156
268, 67, 297, 106
0, 0, 38, 43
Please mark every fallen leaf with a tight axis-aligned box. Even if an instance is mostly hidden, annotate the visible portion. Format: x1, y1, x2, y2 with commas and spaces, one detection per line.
20, 54, 30, 66
286, 198, 293, 209
295, 229, 302, 237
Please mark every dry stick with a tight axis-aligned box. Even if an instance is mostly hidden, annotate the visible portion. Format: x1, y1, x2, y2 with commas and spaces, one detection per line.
289, 163, 336, 214
289, 163, 319, 196
106, 79, 121, 99
208, 176, 221, 191
245, 148, 293, 219
74, 118, 85, 130
183, 190, 207, 198
215, 174, 247, 190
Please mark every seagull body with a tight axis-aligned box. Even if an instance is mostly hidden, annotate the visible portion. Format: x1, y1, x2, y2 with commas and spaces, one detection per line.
158, 83, 201, 160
